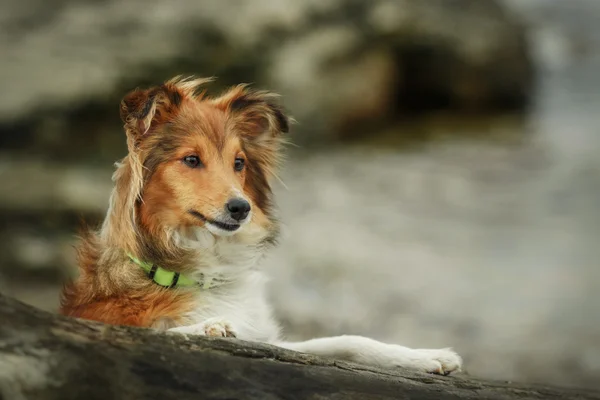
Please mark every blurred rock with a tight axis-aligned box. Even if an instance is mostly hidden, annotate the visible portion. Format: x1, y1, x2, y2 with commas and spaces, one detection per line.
0, 0, 533, 154
0, 159, 110, 286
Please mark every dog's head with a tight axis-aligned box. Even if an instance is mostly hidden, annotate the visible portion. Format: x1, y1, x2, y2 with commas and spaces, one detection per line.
118, 77, 289, 246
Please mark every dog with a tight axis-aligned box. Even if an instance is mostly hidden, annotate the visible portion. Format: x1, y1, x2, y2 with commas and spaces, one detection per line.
60, 76, 462, 375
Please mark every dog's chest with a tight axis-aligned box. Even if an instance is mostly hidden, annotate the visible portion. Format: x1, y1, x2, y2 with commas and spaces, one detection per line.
176, 231, 279, 341
183, 270, 280, 342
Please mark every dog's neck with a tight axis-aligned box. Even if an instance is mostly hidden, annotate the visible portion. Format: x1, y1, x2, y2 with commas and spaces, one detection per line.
101, 216, 269, 277
173, 225, 270, 277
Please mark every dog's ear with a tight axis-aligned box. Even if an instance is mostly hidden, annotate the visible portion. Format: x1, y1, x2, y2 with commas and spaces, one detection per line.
119, 85, 182, 139
214, 85, 291, 187
215, 85, 290, 141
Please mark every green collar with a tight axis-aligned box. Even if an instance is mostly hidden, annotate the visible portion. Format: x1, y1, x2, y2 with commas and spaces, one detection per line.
127, 253, 216, 289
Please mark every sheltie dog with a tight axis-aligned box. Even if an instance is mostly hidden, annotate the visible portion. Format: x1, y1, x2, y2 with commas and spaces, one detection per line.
60, 76, 462, 375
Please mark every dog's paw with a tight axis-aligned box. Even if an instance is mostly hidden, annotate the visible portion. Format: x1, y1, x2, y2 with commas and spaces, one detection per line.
402, 347, 462, 375
202, 317, 237, 338
167, 318, 237, 338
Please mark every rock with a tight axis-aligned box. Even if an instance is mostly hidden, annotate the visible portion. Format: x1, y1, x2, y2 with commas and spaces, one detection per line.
0, 293, 598, 400
0, 0, 533, 153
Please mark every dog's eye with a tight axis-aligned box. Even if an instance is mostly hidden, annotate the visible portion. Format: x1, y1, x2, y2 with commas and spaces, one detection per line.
183, 155, 201, 168
234, 158, 245, 172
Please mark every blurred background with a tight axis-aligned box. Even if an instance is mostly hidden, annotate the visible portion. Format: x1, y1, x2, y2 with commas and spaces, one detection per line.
1, 0, 599, 390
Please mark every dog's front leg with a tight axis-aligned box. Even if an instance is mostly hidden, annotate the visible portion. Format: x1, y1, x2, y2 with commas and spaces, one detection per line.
168, 317, 237, 338
274, 336, 462, 375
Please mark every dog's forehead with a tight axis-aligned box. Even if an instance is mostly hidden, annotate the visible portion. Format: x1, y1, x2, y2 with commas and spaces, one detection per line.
175, 100, 239, 151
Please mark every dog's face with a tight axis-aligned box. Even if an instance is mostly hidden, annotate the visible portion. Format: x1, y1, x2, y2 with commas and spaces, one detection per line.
119, 77, 288, 243
143, 107, 253, 237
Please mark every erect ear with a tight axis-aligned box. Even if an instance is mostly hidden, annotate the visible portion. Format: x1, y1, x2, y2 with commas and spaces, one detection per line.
214, 85, 290, 141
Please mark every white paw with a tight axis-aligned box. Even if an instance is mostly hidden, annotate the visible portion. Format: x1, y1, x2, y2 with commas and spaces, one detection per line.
202, 318, 237, 338
167, 318, 237, 338
400, 347, 463, 375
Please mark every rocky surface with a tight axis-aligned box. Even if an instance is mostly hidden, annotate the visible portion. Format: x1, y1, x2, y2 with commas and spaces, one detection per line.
1, 294, 599, 400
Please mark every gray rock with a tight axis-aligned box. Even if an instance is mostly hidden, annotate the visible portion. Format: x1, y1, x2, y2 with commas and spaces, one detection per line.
1, 294, 598, 400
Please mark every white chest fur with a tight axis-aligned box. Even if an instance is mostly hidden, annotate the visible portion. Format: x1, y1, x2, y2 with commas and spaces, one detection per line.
179, 269, 281, 342
169, 227, 280, 342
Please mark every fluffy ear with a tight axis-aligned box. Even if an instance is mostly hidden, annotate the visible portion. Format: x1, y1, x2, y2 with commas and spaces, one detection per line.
119, 86, 180, 139
214, 85, 290, 141
121, 76, 212, 140
119, 76, 212, 142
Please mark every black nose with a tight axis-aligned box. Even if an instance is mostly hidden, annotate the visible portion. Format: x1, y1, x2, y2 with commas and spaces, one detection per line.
226, 198, 251, 221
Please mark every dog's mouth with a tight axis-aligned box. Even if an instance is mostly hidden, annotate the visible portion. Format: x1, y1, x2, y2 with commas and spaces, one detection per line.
189, 210, 240, 232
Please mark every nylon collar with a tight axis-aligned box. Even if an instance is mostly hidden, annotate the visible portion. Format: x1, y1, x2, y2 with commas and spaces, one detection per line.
127, 253, 217, 289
